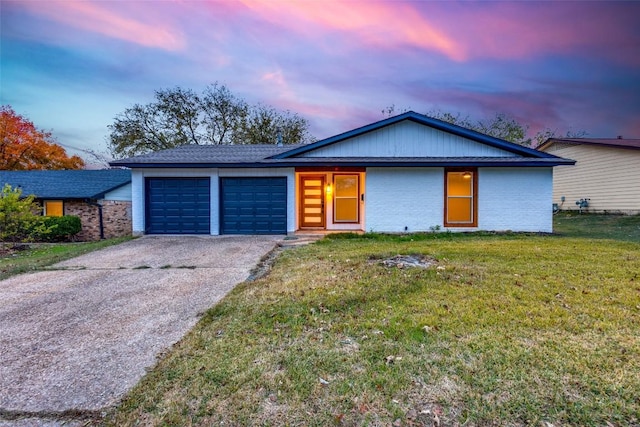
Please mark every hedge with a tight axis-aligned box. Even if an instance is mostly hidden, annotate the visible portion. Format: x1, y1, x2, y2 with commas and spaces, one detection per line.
32, 215, 82, 242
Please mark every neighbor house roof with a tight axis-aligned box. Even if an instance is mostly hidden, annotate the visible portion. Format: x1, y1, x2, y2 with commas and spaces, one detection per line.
538, 137, 640, 151
0, 169, 131, 199
110, 111, 574, 168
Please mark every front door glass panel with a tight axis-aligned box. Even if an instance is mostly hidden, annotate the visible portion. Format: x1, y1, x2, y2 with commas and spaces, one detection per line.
300, 176, 325, 228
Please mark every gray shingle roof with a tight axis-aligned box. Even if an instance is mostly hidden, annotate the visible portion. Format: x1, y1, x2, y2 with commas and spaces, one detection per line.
0, 169, 131, 199
539, 138, 640, 151
110, 144, 304, 165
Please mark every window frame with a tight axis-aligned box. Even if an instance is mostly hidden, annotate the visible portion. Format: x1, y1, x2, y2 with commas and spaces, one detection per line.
443, 168, 477, 227
43, 200, 64, 217
332, 173, 360, 224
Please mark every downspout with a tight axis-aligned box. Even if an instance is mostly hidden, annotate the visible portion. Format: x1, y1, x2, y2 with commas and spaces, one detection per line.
87, 199, 105, 240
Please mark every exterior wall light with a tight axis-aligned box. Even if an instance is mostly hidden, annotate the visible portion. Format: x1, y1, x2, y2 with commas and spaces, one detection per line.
326, 183, 332, 194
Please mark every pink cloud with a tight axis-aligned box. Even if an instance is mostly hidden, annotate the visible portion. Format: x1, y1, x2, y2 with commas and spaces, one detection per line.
237, 0, 466, 61
427, 2, 640, 65
234, 1, 639, 66
15, 0, 185, 51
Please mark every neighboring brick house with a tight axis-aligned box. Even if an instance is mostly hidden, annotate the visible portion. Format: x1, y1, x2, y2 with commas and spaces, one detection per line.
538, 138, 640, 214
0, 169, 132, 241
110, 111, 574, 235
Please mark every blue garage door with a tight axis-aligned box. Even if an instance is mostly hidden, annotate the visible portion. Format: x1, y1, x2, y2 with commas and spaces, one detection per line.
220, 177, 287, 234
146, 178, 210, 234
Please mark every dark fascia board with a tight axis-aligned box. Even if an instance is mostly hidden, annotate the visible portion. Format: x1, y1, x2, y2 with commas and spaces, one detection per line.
116, 159, 574, 169
536, 138, 557, 151
36, 197, 96, 201
271, 111, 558, 159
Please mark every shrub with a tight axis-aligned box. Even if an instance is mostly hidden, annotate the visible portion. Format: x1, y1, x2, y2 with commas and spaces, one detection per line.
32, 216, 82, 242
0, 184, 45, 247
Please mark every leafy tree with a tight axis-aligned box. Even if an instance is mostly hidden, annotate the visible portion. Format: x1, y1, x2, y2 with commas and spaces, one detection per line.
0, 106, 85, 170
108, 83, 314, 158
382, 105, 585, 147
431, 110, 532, 145
236, 104, 311, 147
0, 184, 50, 248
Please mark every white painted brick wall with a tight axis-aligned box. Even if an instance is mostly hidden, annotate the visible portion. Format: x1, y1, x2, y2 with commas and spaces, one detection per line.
131, 170, 144, 235
477, 168, 553, 232
366, 167, 444, 232
365, 167, 554, 233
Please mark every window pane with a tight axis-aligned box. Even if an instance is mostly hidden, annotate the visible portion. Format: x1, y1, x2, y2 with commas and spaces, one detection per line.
447, 198, 472, 223
335, 175, 358, 197
45, 201, 63, 217
447, 172, 472, 196
335, 198, 358, 222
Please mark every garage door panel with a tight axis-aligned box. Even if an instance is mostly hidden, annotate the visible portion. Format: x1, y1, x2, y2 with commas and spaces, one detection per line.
220, 177, 287, 234
145, 178, 211, 234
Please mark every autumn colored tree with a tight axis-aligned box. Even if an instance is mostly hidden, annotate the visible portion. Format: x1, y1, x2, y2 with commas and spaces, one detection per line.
0, 106, 84, 170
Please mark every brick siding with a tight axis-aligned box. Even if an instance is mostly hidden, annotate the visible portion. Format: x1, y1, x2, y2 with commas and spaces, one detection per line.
64, 200, 132, 241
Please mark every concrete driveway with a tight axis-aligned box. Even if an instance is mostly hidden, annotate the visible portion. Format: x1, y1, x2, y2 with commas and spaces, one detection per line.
0, 235, 283, 425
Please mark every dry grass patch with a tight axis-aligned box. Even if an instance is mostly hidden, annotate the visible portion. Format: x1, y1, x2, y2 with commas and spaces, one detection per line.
0, 237, 133, 280
107, 234, 640, 426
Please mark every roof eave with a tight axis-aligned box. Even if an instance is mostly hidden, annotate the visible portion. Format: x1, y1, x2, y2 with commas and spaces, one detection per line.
113, 159, 575, 169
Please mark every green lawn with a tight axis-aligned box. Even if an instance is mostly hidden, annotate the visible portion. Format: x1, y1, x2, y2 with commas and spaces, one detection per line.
107, 220, 640, 426
0, 237, 133, 281
553, 211, 640, 243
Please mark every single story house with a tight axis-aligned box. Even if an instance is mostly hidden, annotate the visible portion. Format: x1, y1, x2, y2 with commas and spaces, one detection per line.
0, 169, 132, 240
538, 137, 640, 214
109, 111, 574, 235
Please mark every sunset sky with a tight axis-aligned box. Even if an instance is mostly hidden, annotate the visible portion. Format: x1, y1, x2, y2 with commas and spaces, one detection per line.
2, 0, 639, 163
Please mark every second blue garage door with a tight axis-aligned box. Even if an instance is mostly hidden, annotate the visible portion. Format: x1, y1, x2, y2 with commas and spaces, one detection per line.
220, 177, 287, 234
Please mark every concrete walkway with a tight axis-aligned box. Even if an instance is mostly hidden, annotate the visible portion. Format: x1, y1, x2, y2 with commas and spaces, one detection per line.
0, 235, 283, 426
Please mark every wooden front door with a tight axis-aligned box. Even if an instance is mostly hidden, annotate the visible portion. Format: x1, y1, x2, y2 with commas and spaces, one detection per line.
300, 175, 325, 228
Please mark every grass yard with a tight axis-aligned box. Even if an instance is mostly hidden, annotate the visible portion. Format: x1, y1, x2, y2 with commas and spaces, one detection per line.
107, 226, 640, 426
0, 237, 133, 281
554, 211, 640, 243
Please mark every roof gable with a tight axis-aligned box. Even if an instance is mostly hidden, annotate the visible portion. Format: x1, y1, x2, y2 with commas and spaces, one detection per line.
0, 169, 131, 199
272, 111, 557, 160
